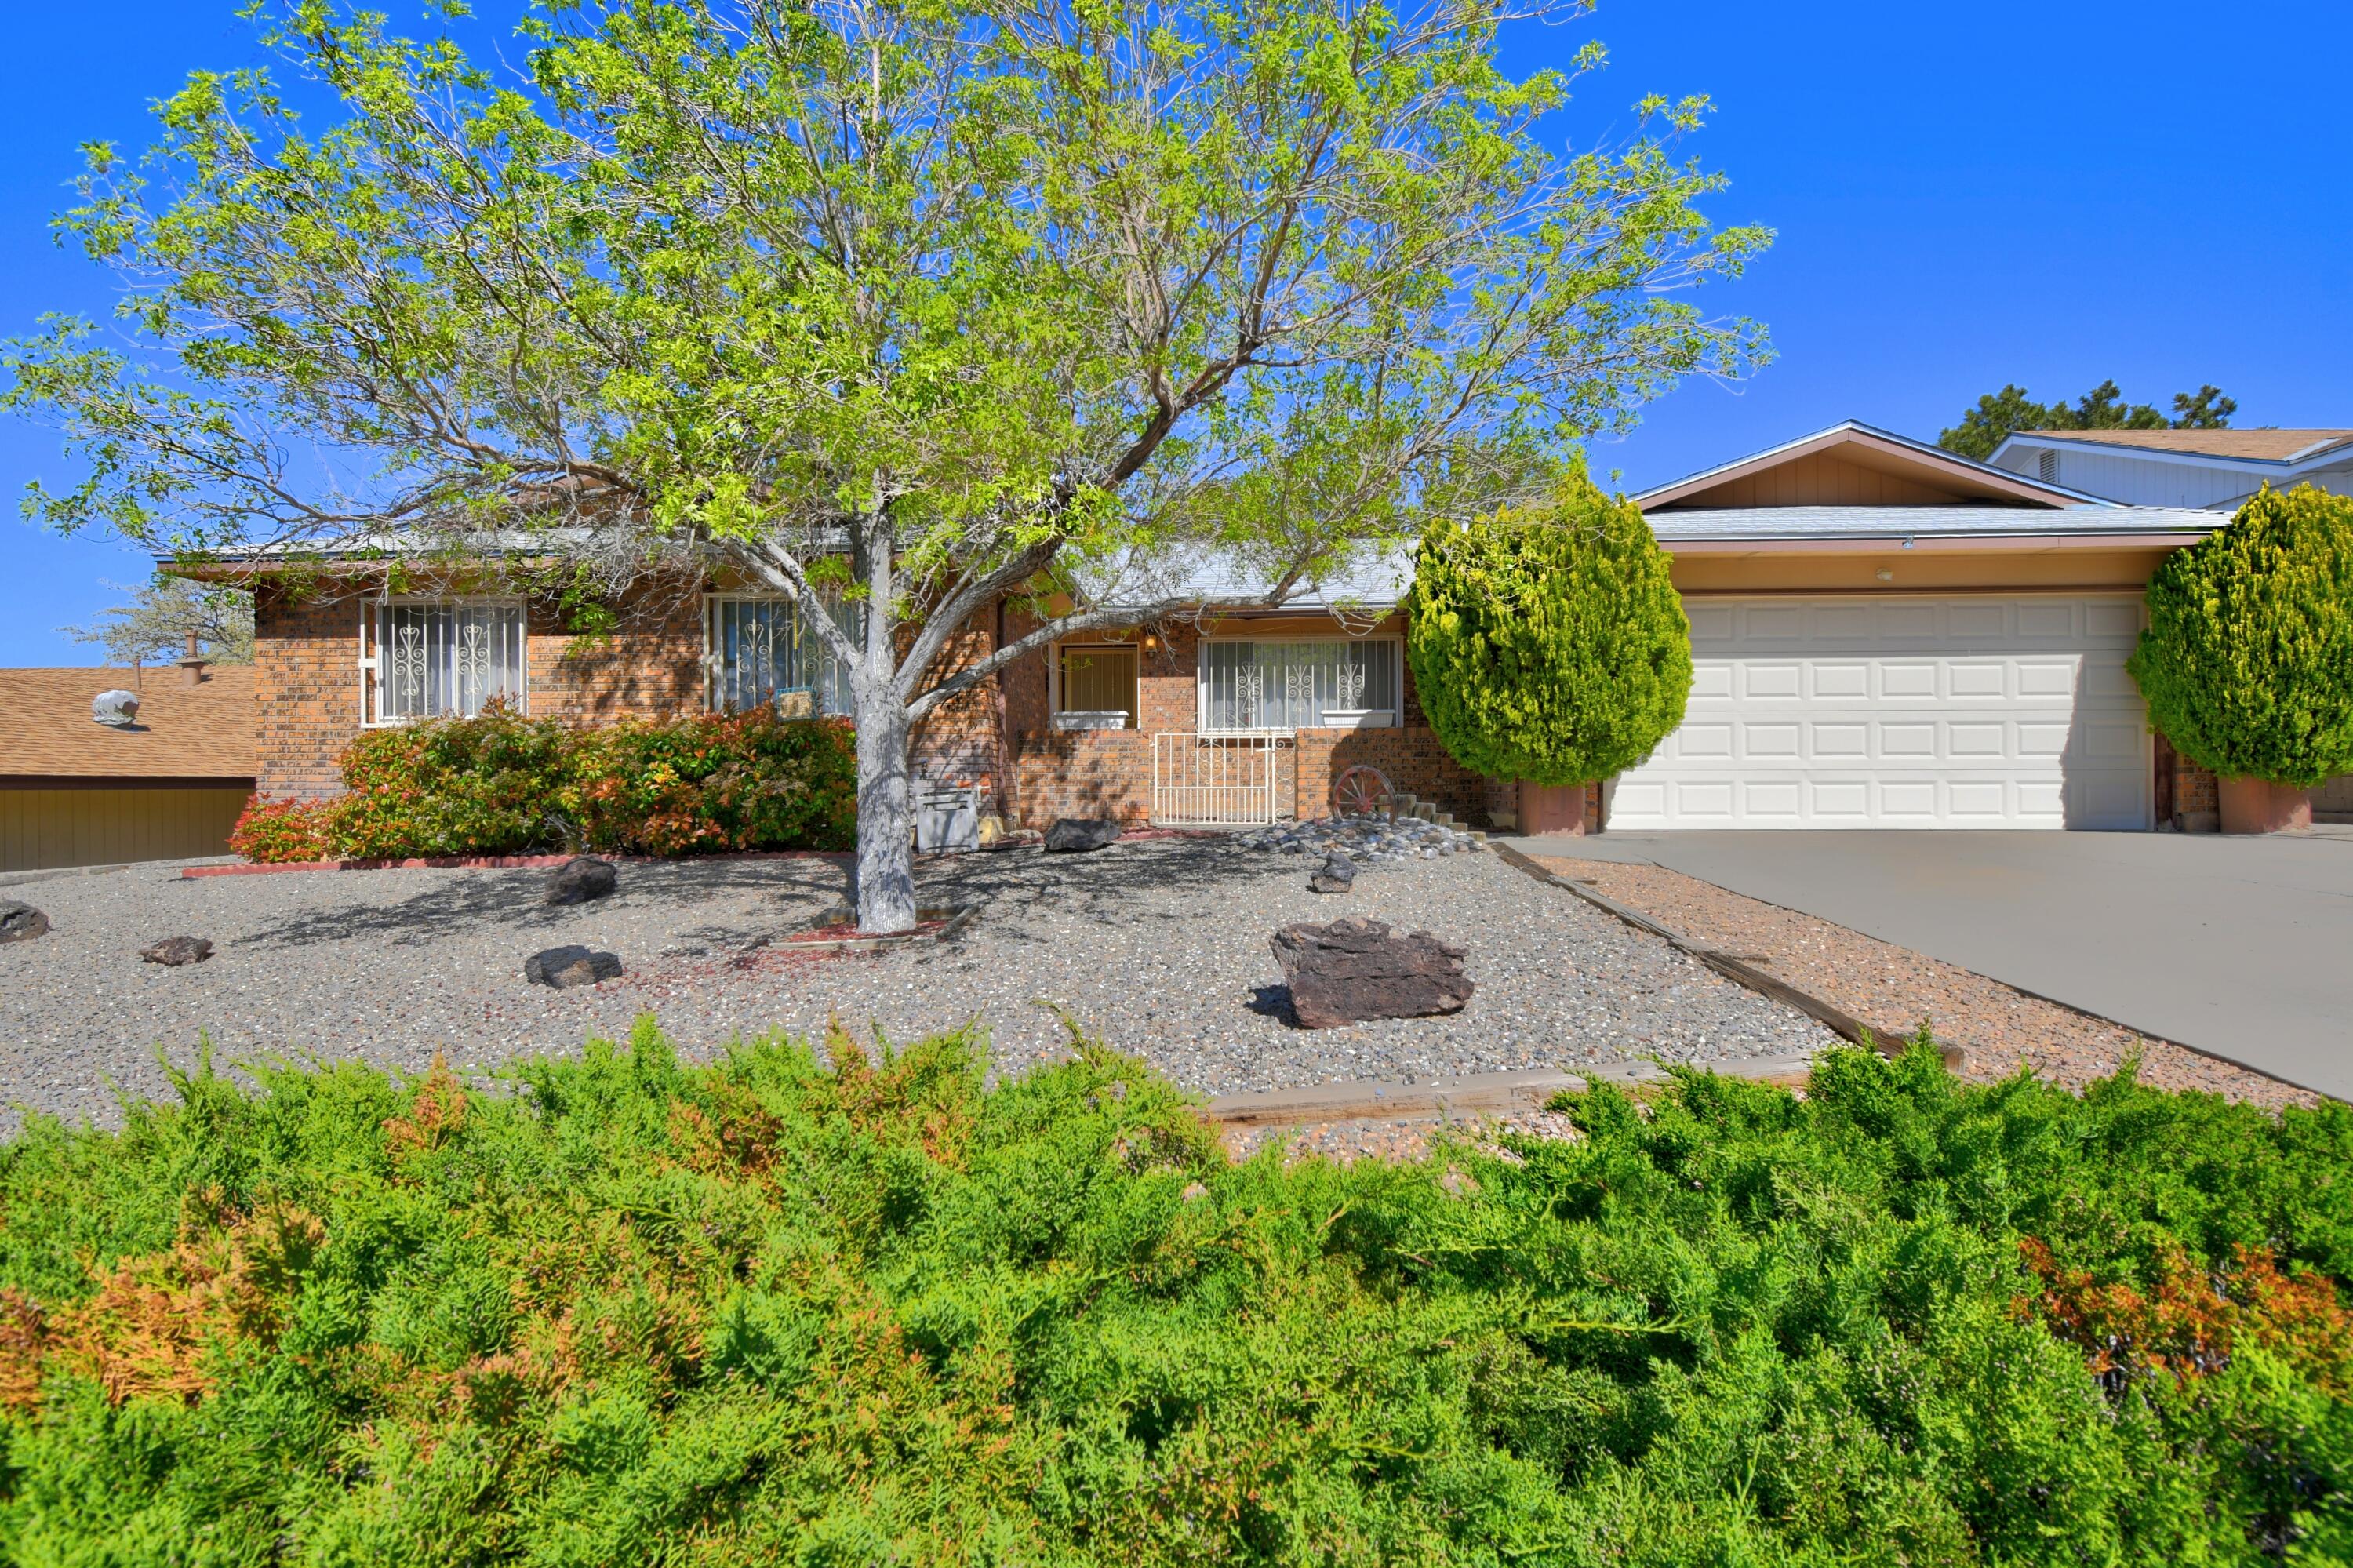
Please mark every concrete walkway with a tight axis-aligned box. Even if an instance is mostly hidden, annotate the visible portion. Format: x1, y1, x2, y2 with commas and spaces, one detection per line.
1506, 828, 2353, 1101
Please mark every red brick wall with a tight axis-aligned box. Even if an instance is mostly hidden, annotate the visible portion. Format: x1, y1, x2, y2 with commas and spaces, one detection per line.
253, 575, 1006, 807
1012, 729, 1151, 824
1294, 726, 1487, 824
252, 581, 368, 800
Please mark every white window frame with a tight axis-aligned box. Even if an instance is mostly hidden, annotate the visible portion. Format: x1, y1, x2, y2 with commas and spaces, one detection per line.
701, 591, 856, 716
1196, 634, 1402, 737
360, 595, 529, 727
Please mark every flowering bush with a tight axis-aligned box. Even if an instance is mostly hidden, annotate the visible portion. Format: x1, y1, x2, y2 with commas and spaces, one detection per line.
570, 711, 857, 855
231, 707, 857, 861
226, 795, 334, 863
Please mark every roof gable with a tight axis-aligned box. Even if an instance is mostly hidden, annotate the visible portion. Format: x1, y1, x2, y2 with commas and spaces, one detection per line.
1636, 420, 2105, 511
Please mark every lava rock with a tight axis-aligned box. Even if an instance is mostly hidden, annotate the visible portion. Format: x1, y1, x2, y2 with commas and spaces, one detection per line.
1044, 817, 1123, 853
545, 856, 619, 906
140, 936, 213, 967
525, 945, 624, 988
1270, 915, 1474, 1028
1308, 852, 1357, 894
0, 902, 49, 944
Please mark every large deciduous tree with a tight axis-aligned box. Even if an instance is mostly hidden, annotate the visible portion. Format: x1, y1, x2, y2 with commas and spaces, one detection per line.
2, 0, 1768, 930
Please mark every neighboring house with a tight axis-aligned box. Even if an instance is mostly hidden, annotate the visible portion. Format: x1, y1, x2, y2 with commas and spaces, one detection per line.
0, 661, 256, 871
1986, 427, 2353, 510
200, 418, 2324, 839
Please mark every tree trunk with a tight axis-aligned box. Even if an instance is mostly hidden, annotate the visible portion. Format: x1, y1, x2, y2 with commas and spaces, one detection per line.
853, 686, 919, 934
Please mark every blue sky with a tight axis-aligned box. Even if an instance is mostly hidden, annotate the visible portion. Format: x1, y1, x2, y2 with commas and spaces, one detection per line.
1, 0, 2346, 664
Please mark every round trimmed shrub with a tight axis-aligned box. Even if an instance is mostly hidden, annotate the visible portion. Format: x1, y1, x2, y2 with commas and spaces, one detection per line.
2127, 484, 2353, 788
1406, 475, 1691, 787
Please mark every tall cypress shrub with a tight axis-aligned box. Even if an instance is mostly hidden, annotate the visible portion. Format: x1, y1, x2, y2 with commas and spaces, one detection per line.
2127, 484, 2353, 788
1406, 475, 1691, 787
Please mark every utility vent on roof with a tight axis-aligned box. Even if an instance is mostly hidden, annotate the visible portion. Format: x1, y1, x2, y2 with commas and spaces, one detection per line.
2038, 449, 2059, 485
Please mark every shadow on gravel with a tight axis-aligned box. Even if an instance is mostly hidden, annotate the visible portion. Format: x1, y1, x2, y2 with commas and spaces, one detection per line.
229, 835, 1274, 952
234, 857, 853, 949
922, 837, 1284, 940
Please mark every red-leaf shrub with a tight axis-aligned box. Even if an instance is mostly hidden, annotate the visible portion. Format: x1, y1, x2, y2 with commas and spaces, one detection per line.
231, 708, 857, 862
227, 795, 335, 864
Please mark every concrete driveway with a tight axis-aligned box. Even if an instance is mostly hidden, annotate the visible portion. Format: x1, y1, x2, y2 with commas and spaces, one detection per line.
1510, 828, 2353, 1101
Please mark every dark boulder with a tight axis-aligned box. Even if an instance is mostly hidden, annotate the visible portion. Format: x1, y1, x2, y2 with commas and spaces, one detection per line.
140, 936, 214, 967
525, 945, 623, 989
1308, 852, 1357, 894
0, 902, 49, 944
1270, 916, 1473, 1028
1044, 817, 1123, 853
546, 856, 619, 905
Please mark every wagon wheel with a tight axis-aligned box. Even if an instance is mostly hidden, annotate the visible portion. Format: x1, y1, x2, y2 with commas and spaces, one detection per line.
1330, 764, 1398, 823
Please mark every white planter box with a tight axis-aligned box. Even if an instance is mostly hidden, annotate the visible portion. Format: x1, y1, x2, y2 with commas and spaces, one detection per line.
1052, 710, 1131, 732
1318, 708, 1394, 729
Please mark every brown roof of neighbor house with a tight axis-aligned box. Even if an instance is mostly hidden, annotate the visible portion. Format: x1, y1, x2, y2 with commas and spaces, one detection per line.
2020, 428, 2353, 463
0, 665, 256, 780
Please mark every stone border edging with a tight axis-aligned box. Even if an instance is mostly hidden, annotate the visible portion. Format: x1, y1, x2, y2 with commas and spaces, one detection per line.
1203, 1054, 1818, 1128
183, 849, 854, 879
1489, 841, 1966, 1071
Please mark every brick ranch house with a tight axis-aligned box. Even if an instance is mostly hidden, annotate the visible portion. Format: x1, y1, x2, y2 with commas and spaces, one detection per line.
202, 423, 2344, 839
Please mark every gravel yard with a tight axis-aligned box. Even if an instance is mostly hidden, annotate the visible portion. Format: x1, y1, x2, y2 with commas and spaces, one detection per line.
1537, 855, 2318, 1111
1, 835, 1831, 1128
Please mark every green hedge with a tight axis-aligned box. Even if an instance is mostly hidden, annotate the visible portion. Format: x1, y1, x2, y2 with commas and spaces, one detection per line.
2128, 483, 2353, 788
230, 707, 857, 860
1406, 475, 1692, 788
0, 1030, 2344, 1563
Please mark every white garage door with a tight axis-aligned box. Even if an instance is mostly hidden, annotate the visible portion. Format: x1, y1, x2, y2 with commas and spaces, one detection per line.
1608, 595, 2151, 831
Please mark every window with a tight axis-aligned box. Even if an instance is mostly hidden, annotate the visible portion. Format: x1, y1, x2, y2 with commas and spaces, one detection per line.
368, 599, 526, 724
706, 595, 858, 716
1056, 645, 1137, 726
1198, 638, 1399, 733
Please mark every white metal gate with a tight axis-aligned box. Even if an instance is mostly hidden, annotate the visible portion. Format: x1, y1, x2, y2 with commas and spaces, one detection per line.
1153, 733, 1285, 825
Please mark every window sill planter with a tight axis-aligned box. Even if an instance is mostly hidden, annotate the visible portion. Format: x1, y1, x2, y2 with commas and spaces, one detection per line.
2217, 776, 2314, 835
1318, 708, 1394, 729
1052, 711, 1131, 732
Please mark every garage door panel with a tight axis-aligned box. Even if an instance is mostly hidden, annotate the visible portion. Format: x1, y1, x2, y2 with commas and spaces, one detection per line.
2085, 602, 2142, 638
2084, 719, 2144, 760
1882, 603, 1937, 638
1813, 723, 1868, 759
1678, 722, 1735, 759
1608, 595, 2151, 831
2083, 663, 2138, 698
1687, 605, 1737, 639
2017, 722, 2071, 759
1949, 602, 2009, 638
1812, 662, 1870, 699
2017, 601, 2077, 637
2016, 660, 2078, 697
1812, 780, 1871, 817
1880, 663, 1938, 699
1948, 663, 2006, 697
1948, 722, 2006, 758
1690, 664, 1735, 700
